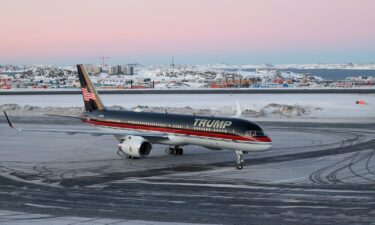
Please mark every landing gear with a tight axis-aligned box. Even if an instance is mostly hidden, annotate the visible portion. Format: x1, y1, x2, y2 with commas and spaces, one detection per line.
166, 146, 184, 155
235, 150, 244, 170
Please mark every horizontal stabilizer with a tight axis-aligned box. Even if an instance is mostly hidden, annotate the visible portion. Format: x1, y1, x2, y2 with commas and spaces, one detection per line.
3, 110, 14, 128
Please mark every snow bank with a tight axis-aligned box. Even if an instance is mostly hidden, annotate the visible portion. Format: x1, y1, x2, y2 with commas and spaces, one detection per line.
0, 103, 330, 119
1, 93, 375, 122
260, 104, 315, 117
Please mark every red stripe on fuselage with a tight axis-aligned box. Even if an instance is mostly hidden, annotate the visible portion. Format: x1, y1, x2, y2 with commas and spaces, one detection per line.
83, 119, 271, 143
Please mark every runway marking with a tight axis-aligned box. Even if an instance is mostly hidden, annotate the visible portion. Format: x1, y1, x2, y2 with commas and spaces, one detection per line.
112, 179, 279, 190
24, 203, 69, 210
267, 176, 307, 184
110, 178, 375, 194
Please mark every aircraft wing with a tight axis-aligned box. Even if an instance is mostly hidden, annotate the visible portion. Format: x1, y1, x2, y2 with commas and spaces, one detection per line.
3, 111, 168, 141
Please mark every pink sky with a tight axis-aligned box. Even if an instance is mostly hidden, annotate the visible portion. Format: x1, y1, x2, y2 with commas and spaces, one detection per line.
0, 0, 374, 64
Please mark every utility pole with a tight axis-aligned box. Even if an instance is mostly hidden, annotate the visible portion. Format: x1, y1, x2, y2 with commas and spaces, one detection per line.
89, 56, 110, 72
99, 56, 110, 69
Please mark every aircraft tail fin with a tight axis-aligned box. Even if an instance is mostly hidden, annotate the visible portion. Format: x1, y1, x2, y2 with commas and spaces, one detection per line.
77, 64, 105, 112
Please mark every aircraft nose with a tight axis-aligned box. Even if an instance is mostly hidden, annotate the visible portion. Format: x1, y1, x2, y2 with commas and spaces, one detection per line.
252, 136, 272, 151
264, 142, 273, 150
255, 136, 272, 143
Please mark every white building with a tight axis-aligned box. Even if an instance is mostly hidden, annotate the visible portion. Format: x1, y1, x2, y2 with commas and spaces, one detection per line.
109, 65, 122, 75
122, 65, 134, 75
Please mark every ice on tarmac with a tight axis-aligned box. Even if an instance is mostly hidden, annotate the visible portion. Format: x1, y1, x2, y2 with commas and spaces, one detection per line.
0, 210, 215, 225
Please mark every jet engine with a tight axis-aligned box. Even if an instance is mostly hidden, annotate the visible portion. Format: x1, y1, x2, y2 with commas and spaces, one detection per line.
117, 136, 152, 158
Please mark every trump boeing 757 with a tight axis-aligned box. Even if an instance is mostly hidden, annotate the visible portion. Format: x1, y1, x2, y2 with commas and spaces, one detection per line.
3, 64, 272, 169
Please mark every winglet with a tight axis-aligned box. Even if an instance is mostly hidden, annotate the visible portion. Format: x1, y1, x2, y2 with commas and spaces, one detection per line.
235, 100, 242, 117
3, 110, 14, 128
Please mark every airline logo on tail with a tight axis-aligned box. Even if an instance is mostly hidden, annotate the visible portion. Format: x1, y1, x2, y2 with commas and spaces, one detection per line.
81, 87, 96, 101
77, 64, 105, 111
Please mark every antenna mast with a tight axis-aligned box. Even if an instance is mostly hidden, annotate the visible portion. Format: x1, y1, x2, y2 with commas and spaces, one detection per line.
98, 56, 110, 69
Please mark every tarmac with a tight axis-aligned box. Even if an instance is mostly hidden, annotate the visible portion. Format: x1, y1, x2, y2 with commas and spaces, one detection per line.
0, 119, 375, 224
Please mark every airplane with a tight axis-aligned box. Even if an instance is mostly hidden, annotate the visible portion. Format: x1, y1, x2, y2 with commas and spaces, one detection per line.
3, 64, 272, 170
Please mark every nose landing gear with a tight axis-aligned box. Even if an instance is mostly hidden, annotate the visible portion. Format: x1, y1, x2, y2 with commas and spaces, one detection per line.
235, 150, 244, 170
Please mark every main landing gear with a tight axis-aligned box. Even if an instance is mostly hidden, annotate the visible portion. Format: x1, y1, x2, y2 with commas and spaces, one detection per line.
166, 146, 184, 155
235, 150, 244, 170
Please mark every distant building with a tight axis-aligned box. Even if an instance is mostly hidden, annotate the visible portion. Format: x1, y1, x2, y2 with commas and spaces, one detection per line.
122, 65, 134, 75
0, 75, 11, 88
109, 65, 122, 75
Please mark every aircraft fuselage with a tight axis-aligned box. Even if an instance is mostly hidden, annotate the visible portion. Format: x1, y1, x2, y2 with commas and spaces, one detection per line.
81, 110, 272, 152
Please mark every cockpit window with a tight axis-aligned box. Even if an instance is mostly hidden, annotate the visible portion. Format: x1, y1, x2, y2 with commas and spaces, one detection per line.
245, 130, 266, 137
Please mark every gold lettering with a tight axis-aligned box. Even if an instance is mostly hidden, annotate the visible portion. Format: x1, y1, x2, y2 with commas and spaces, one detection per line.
214, 120, 225, 128
206, 120, 215, 128
198, 119, 207, 127
223, 121, 232, 128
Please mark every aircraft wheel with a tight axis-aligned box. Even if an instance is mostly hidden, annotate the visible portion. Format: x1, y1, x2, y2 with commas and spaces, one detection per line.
166, 148, 174, 154
236, 164, 243, 170
177, 148, 184, 155
167, 147, 183, 155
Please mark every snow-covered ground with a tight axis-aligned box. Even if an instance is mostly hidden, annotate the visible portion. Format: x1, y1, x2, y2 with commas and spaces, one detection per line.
5, 63, 375, 91
1, 93, 375, 122
272, 63, 375, 70
0, 210, 213, 225
135, 64, 321, 84
199, 63, 375, 70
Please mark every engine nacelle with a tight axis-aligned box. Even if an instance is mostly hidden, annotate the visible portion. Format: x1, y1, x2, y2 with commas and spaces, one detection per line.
118, 136, 152, 158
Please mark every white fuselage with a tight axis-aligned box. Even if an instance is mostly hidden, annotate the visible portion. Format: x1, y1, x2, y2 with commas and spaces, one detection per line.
95, 125, 273, 152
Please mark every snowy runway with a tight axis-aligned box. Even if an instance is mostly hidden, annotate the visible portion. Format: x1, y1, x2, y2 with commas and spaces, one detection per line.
0, 121, 374, 224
